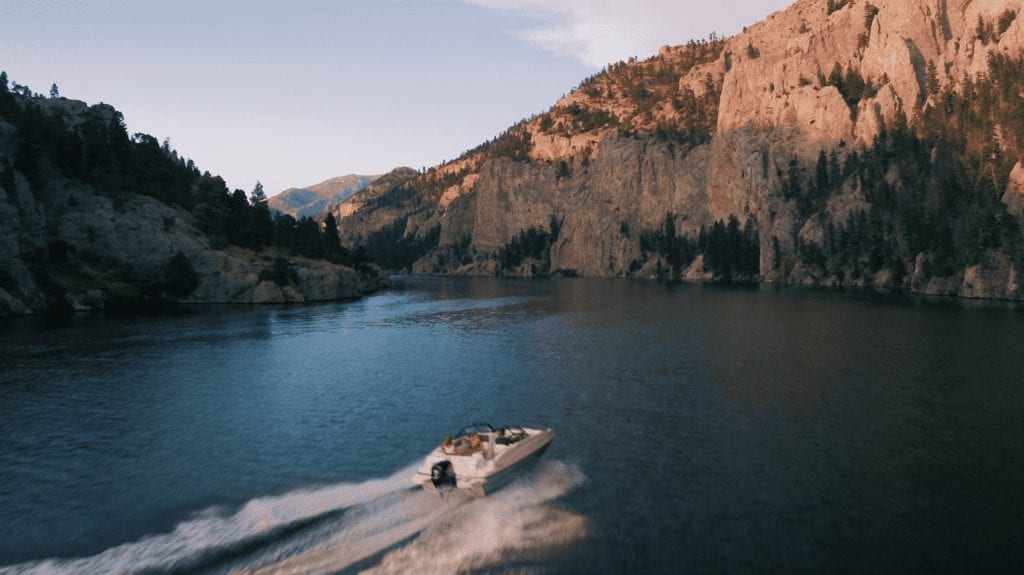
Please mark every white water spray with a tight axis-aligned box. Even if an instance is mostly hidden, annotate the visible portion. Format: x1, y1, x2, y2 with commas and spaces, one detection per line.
0, 464, 418, 575
239, 461, 588, 575
1, 461, 586, 575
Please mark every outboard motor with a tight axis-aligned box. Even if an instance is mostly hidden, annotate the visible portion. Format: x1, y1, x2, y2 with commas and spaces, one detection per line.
430, 460, 456, 489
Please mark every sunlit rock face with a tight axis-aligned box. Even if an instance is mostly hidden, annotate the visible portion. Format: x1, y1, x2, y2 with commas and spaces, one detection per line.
338, 0, 1024, 300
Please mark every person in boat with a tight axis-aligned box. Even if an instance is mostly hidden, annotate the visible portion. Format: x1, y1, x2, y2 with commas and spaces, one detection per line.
441, 429, 487, 456
442, 433, 476, 456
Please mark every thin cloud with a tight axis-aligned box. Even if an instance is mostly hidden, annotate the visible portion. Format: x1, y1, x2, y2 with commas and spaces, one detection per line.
463, 0, 791, 67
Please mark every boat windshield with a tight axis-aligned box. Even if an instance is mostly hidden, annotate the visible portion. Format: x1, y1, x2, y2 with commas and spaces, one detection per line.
453, 423, 495, 437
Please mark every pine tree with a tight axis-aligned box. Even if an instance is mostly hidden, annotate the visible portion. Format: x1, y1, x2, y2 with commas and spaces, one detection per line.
998, 9, 1018, 35
976, 15, 991, 44
827, 63, 844, 91
272, 213, 297, 249
294, 217, 323, 258
828, 150, 842, 186
0, 72, 16, 116
49, 83, 59, 99
925, 60, 940, 96
249, 181, 267, 204
785, 156, 802, 199
815, 149, 829, 197
863, 2, 879, 29
842, 65, 867, 106
741, 218, 760, 275
322, 212, 342, 257
192, 173, 232, 241
246, 201, 273, 250
556, 160, 570, 179
227, 188, 250, 244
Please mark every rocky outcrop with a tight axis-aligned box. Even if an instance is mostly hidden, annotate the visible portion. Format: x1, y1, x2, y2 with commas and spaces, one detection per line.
332, 167, 421, 244
339, 0, 1024, 300
0, 175, 386, 316
0, 100, 386, 317
714, 0, 1021, 143
1004, 162, 1024, 220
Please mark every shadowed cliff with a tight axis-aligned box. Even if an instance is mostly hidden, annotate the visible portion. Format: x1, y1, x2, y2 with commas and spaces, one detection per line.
0, 81, 386, 317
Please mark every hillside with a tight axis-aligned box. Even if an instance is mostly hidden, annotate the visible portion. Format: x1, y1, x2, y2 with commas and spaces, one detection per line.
338, 0, 1024, 300
0, 78, 386, 317
268, 173, 378, 218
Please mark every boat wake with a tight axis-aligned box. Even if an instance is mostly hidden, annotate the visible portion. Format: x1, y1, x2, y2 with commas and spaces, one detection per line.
360, 461, 587, 575
1, 461, 586, 575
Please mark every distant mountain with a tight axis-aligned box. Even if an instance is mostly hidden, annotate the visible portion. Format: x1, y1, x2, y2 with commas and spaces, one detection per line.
269, 174, 379, 218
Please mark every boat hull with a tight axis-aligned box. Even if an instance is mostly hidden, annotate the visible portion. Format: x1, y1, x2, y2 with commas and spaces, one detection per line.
413, 428, 554, 497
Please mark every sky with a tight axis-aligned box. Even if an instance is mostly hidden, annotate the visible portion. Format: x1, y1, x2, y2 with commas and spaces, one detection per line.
2, 0, 791, 196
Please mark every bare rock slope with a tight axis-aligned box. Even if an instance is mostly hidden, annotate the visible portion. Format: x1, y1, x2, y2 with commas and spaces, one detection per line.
0, 175, 384, 316
340, 0, 1024, 300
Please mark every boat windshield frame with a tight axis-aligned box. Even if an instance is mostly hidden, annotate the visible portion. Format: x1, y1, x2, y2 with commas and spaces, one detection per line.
453, 423, 495, 437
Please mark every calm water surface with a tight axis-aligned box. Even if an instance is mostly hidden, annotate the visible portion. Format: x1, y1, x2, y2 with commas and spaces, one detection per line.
1, 276, 1022, 573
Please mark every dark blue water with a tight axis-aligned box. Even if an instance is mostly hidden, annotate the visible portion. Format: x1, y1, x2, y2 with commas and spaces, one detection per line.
1, 277, 1023, 573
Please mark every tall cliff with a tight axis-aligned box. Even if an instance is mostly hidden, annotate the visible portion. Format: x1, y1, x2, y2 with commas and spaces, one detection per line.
0, 86, 385, 317
340, 0, 1024, 299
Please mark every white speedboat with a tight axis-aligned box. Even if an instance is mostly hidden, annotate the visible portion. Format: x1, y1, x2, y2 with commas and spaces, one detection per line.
412, 423, 555, 497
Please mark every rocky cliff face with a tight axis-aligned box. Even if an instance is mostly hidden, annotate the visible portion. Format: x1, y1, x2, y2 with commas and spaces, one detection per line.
0, 97, 385, 317
331, 167, 421, 236
340, 0, 1024, 300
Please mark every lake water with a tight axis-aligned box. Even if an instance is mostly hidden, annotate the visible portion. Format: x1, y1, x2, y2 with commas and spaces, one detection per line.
1, 276, 1023, 574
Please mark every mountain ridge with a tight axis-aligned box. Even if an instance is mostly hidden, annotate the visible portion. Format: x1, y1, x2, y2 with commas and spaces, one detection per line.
339, 0, 1024, 300
268, 173, 378, 219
